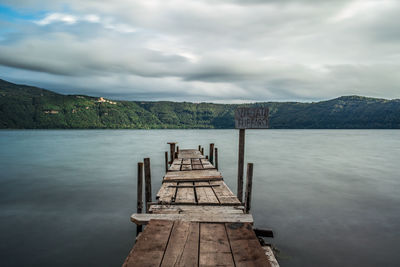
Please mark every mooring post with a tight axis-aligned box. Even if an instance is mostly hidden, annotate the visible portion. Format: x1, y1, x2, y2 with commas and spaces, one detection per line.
144, 158, 152, 213
209, 143, 214, 164
136, 162, 144, 235
164, 151, 168, 173
215, 147, 219, 170
245, 163, 253, 213
167, 142, 177, 164
174, 152, 178, 159
237, 129, 245, 202
201, 147, 204, 155
176, 146, 180, 154
198, 145, 201, 151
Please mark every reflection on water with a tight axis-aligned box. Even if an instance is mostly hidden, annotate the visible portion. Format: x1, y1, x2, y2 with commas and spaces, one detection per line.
1, 130, 399, 267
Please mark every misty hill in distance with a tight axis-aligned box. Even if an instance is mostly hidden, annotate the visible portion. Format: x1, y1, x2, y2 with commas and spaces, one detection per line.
1, 79, 399, 129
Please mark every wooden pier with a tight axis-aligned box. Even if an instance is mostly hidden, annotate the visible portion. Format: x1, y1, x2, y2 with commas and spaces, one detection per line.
123, 146, 278, 267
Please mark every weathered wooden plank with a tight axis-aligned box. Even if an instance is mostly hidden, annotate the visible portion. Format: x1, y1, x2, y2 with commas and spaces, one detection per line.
157, 182, 177, 204
131, 213, 253, 224
149, 205, 245, 215
225, 222, 271, 267
201, 159, 215, 169
181, 164, 192, 171
168, 184, 219, 188
195, 182, 219, 204
192, 164, 204, 170
163, 178, 224, 183
172, 159, 183, 165
123, 220, 174, 267
169, 164, 181, 171
161, 221, 199, 267
192, 159, 201, 165
199, 223, 235, 267
164, 170, 222, 182
263, 246, 280, 267
175, 182, 196, 204
182, 158, 191, 165
178, 149, 204, 159
211, 181, 242, 205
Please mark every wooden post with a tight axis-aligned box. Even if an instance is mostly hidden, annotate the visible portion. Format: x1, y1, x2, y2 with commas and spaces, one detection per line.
136, 162, 144, 235
176, 146, 180, 154
245, 163, 253, 213
144, 158, 152, 213
201, 147, 204, 155
205, 155, 208, 159
198, 145, 201, 151
215, 147, 219, 170
164, 151, 168, 173
237, 129, 245, 202
167, 142, 177, 164
209, 143, 214, 165
174, 152, 178, 159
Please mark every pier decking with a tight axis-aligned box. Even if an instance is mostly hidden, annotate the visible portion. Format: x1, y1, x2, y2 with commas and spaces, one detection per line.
123, 148, 277, 267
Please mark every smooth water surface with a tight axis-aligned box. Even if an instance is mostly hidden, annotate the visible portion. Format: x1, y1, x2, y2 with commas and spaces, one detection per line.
1, 130, 399, 267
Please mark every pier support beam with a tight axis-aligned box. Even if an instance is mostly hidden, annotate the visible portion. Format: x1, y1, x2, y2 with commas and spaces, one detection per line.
245, 163, 253, 213
167, 142, 177, 164
209, 143, 214, 165
164, 151, 168, 173
136, 162, 144, 235
144, 158, 152, 213
237, 129, 245, 202
215, 147, 219, 170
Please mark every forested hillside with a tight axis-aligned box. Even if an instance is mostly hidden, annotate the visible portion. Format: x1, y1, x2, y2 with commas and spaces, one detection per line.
1, 79, 399, 129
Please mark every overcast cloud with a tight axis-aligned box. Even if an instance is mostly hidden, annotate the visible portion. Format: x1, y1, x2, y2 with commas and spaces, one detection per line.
0, 0, 399, 102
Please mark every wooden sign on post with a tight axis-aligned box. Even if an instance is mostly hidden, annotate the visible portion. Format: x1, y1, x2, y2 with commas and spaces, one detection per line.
235, 107, 269, 129
235, 107, 269, 203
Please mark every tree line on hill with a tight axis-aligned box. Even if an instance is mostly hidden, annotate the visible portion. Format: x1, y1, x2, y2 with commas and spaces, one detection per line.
1, 79, 399, 129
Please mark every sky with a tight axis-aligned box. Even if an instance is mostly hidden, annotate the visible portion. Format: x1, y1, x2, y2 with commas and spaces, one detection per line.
0, 0, 399, 103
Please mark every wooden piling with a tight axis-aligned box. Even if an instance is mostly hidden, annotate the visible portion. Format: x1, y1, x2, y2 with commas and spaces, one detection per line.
136, 162, 144, 235
144, 158, 152, 213
164, 151, 168, 173
245, 163, 253, 213
215, 147, 219, 170
176, 146, 179, 154
198, 145, 201, 151
167, 142, 177, 164
174, 152, 178, 159
201, 147, 204, 155
237, 129, 245, 202
209, 143, 214, 165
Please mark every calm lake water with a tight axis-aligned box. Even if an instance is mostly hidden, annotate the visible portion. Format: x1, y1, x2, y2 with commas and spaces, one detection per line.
1, 130, 400, 267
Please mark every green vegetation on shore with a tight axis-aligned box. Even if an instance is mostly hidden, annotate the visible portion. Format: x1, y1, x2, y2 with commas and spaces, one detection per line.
1, 79, 399, 129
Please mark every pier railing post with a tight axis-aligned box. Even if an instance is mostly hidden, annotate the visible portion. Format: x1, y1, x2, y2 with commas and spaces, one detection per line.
237, 129, 245, 202
136, 162, 144, 235
215, 147, 219, 170
144, 158, 152, 213
209, 143, 214, 164
164, 151, 168, 173
167, 142, 177, 164
245, 163, 253, 213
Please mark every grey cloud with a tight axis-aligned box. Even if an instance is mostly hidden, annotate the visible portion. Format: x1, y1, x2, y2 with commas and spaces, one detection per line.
0, 0, 400, 102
